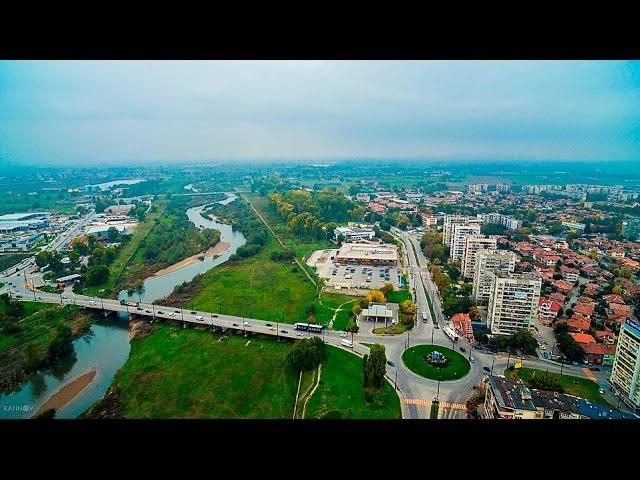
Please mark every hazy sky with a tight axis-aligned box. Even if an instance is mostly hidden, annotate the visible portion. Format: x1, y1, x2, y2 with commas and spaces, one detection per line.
1, 60, 639, 166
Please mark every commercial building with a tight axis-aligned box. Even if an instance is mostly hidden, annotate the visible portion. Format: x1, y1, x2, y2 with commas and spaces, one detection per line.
335, 242, 398, 266
333, 226, 376, 243
359, 303, 396, 325
486, 272, 541, 335
85, 223, 136, 239
461, 235, 497, 279
483, 376, 541, 419
610, 318, 640, 410
472, 250, 517, 304
0, 232, 44, 252
450, 222, 482, 260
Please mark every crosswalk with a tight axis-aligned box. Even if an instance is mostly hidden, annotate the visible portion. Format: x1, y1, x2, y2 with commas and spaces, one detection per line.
404, 398, 467, 410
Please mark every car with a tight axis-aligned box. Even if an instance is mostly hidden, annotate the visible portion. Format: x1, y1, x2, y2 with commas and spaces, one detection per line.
598, 388, 605, 394
473, 344, 482, 350
297, 332, 304, 336
158, 311, 164, 314
244, 322, 251, 327
340, 332, 347, 338
266, 323, 273, 327
589, 367, 601, 372
89, 300, 96, 305
145, 310, 151, 313
16, 294, 23, 298
542, 352, 549, 359
469, 357, 475, 363
281, 329, 288, 334
195, 315, 204, 320
539, 344, 546, 350
269, 327, 276, 331
190, 311, 197, 314
212, 314, 218, 318
232, 323, 240, 327
459, 347, 466, 352
169, 312, 176, 317
174, 310, 180, 313
386, 360, 395, 367
137, 306, 143, 311
38, 296, 43, 300
483, 366, 491, 372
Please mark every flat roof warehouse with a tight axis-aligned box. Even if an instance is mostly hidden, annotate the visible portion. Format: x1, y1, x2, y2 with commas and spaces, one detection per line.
335, 242, 398, 265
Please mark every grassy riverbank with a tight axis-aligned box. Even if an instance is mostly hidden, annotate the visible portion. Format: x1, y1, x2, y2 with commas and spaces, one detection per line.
84, 324, 401, 419
0, 302, 96, 394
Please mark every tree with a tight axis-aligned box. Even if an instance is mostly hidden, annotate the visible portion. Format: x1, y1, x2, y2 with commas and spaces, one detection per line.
22, 343, 44, 372
48, 324, 74, 360
380, 282, 394, 296
285, 337, 327, 371
365, 289, 386, 305
364, 344, 386, 389
85, 265, 109, 286
399, 300, 417, 316
107, 226, 119, 242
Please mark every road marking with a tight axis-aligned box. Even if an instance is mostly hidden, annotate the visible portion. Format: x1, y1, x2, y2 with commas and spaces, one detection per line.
582, 368, 597, 381
404, 399, 466, 411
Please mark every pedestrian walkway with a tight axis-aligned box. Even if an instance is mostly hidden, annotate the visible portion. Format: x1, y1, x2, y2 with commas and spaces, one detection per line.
404, 398, 466, 411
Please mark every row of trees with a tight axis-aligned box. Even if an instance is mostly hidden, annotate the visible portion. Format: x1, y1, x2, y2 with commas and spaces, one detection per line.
553, 320, 586, 363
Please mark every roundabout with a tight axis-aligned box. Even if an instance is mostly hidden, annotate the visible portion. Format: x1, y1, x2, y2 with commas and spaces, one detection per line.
401, 344, 471, 381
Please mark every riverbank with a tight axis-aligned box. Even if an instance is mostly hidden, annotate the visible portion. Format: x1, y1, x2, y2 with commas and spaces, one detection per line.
33, 369, 97, 417
151, 241, 230, 278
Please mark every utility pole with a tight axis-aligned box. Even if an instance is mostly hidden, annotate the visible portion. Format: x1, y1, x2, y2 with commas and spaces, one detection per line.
490, 356, 496, 376
394, 369, 398, 390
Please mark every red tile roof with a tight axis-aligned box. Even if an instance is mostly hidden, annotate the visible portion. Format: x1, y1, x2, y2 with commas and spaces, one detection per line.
570, 332, 597, 345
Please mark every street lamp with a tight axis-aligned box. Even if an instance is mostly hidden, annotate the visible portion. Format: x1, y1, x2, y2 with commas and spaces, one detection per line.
506, 348, 512, 370
490, 356, 496, 376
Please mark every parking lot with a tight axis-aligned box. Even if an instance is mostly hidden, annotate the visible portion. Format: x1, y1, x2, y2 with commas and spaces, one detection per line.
318, 262, 403, 290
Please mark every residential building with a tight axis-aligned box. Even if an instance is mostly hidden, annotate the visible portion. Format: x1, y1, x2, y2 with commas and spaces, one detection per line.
461, 235, 497, 279
538, 297, 562, 325
477, 212, 522, 231
450, 222, 482, 260
442, 214, 471, 246
473, 250, 517, 304
610, 318, 640, 410
483, 376, 541, 419
487, 272, 541, 335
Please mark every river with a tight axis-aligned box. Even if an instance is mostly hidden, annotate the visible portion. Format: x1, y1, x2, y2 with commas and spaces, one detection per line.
0, 193, 245, 419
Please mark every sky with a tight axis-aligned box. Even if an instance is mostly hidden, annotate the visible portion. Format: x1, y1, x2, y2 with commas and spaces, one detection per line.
0, 60, 639, 166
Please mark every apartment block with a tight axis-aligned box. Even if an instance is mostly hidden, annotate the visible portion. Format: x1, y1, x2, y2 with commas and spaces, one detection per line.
487, 272, 541, 335
473, 250, 517, 304
450, 222, 482, 260
610, 319, 640, 410
462, 235, 497, 279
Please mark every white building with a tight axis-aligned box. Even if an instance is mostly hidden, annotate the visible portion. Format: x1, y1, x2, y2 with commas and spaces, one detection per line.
461, 235, 497, 279
487, 272, 541, 335
473, 250, 517, 304
333, 226, 376, 243
610, 319, 640, 410
476, 212, 522, 231
450, 222, 482, 260
442, 214, 471, 246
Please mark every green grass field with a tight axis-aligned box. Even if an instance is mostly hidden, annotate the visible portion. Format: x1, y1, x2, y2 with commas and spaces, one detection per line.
504, 367, 613, 407
110, 325, 299, 418
186, 235, 317, 324
386, 289, 411, 304
314, 292, 358, 330
94, 324, 400, 419
306, 346, 401, 419
402, 344, 471, 381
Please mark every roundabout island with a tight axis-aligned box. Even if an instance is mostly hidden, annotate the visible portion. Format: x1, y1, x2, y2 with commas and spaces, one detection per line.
401, 344, 471, 381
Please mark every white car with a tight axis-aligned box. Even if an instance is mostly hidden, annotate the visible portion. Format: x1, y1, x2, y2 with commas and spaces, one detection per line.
169, 312, 176, 317
244, 322, 251, 327
195, 315, 204, 320
469, 357, 475, 363
340, 332, 347, 338
297, 332, 304, 336
89, 300, 96, 305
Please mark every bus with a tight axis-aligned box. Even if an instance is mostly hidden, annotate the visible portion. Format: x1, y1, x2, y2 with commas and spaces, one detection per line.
443, 325, 459, 342
294, 322, 324, 333
340, 339, 353, 348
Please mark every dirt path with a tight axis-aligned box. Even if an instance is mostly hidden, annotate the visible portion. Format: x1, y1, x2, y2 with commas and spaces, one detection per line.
33, 369, 97, 417
152, 241, 231, 277
239, 192, 318, 290
301, 364, 322, 419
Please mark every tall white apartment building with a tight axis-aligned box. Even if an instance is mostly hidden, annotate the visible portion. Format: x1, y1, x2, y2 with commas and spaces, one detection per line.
610, 319, 640, 410
476, 212, 522, 231
487, 272, 541, 335
442, 214, 471, 246
450, 222, 481, 260
473, 250, 517, 304
461, 235, 497, 279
